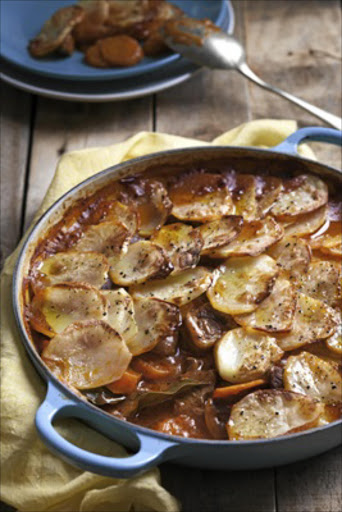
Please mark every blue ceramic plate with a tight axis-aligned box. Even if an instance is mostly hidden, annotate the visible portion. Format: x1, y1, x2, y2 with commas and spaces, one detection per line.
0, 0, 226, 81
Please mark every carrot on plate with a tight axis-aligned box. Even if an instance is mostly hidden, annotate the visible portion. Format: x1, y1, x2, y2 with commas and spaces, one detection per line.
213, 379, 267, 399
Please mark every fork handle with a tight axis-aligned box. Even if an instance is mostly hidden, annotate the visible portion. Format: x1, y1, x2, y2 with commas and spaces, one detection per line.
238, 62, 342, 131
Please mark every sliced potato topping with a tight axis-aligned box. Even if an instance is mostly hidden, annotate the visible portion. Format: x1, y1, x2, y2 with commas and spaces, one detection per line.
169, 172, 235, 222
268, 237, 311, 282
207, 255, 278, 315
228, 390, 323, 440
103, 200, 139, 235
215, 328, 283, 383
108, 240, 173, 286
271, 174, 328, 220
102, 288, 137, 344
299, 260, 341, 308
75, 221, 131, 255
130, 267, 212, 306
210, 216, 283, 258
233, 174, 259, 221
234, 277, 296, 333
151, 223, 203, 274
42, 320, 131, 389
257, 176, 283, 217
276, 293, 338, 351
128, 297, 181, 355
284, 205, 328, 238
124, 179, 172, 236
199, 216, 243, 255
284, 352, 342, 405
325, 324, 342, 356
310, 222, 342, 258
30, 283, 107, 337
37, 250, 109, 289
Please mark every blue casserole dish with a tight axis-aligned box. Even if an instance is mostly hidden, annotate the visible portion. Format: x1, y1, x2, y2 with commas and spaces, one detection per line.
12, 126, 342, 478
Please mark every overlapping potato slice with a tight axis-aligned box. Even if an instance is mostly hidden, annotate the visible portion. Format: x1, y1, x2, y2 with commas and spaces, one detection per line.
325, 323, 342, 356
256, 176, 283, 217
276, 293, 338, 351
284, 352, 342, 405
42, 320, 131, 389
233, 174, 259, 221
128, 297, 181, 355
130, 267, 212, 306
210, 217, 283, 258
310, 222, 342, 258
268, 237, 311, 282
169, 172, 235, 222
183, 297, 232, 350
199, 216, 243, 255
284, 205, 328, 238
36, 250, 109, 289
151, 223, 203, 274
234, 277, 296, 333
299, 260, 341, 308
30, 283, 107, 337
271, 174, 328, 220
207, 255, 278, 315
215, 328, 283, 383
96, 200, 138, 236
108, 240, 173, 286
102, 289, 137, 344
123, 179, 172, 236
74, 221, 131, 255
228, 390, 323, 440
73, 0, 111, 45
28, 5, 84, 57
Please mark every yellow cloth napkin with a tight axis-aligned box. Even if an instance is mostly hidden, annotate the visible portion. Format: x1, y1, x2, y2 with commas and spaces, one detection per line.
1, 120, 315, 512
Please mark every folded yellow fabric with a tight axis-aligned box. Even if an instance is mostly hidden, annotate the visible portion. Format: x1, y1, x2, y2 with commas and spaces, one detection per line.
1, 119, 315, 512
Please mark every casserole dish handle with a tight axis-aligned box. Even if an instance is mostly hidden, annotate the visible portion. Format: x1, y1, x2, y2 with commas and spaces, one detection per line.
36, 381, 178, 478
272, 126, 342, 155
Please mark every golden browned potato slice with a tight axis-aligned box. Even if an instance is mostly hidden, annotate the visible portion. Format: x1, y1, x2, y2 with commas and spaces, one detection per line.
271, 174, 328, 220
42, 320, 131, 389
37, 250, 109, 289
215, 328, 283, 383
210, 216, 283, 258
233, 174, 259, 221
30, 283, 107, 337
58, 33, 75, 56
74, 221, 131, 256
128, 297, 181, 355
29, 6, 85, 57
228, 389, 323, 440
325, 324, 342, 356
299, 260, 341, 308
310, 222, 342, 258
152, 223, 203, 274
102, 289, 137, 344
183, 297, 232, 350
73, 0, 111, 45
207, 255, 278, 315
284, 352, 342, 405
199, 216, 243, 255
125, 179, 172, 236
234, 277, 296, 333
169, 172, 235, 222
268, 237, 311, 282
283, 205, 328, 238
130, 267, 212, 306
257, 176, 283, 217
108, 240, 173, 286
103, 200, 139, 236
276, 293, 338, 351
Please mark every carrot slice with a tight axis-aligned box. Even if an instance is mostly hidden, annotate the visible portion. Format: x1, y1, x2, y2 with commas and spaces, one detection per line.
213, 379, 267, 399
131, 358, 176, 380
106, 368, 141, 395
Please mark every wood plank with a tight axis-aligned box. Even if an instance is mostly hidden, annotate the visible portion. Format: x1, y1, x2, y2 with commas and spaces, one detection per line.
23, 97, 152, 230
243, 0, 342, 167
157, 3, 276, 511
276, 446, 342, 512
0, 84, 32, 265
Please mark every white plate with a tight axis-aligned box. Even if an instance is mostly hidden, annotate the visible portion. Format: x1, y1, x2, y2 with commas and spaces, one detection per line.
0, 1, 234, 102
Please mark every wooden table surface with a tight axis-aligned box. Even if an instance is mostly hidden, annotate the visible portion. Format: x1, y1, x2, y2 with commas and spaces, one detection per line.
1, 1, 341, 511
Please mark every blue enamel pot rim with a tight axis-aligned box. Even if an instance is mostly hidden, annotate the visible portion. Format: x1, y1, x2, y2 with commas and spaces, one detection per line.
12, 127, 342, 455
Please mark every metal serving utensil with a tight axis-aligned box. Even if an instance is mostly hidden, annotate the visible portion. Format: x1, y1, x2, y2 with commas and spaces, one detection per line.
162, 18, 342, 131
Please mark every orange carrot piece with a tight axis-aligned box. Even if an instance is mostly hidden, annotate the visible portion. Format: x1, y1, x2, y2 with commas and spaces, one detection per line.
131, 359, 176, 380
213, 379, 267, 399
106, 369, 141, 395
